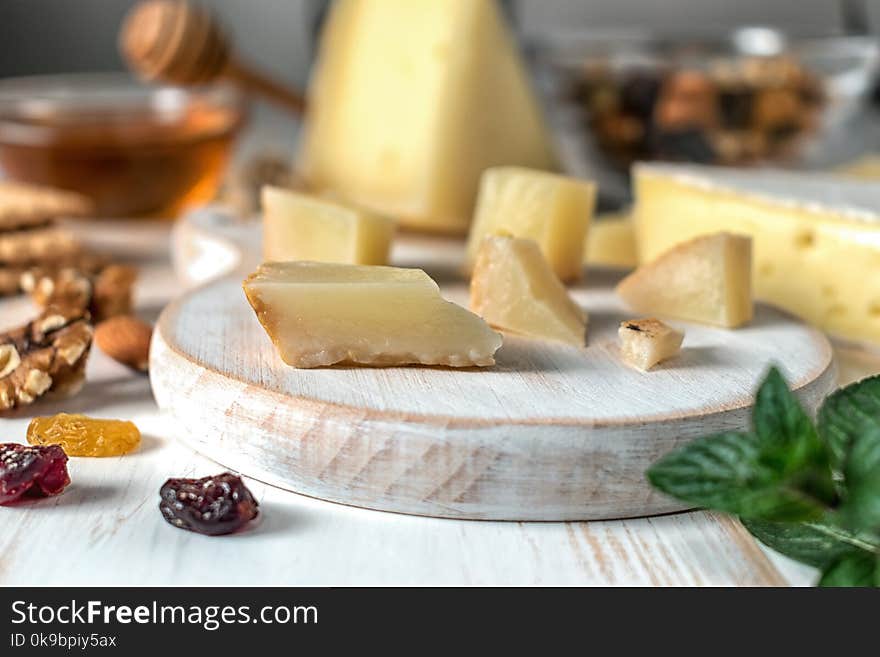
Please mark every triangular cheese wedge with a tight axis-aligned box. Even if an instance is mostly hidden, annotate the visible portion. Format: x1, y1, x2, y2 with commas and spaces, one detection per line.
470, 235, 587, 346
244, 262, 502, 368
297, 0, 556, 234
616, 232, 753, 328
634, 163, 880, 343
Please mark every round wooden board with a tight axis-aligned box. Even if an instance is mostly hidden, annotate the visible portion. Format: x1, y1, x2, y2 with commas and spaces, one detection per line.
152, 209, 837, 521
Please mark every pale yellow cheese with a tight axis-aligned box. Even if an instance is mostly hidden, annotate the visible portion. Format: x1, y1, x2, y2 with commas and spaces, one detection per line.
470, 235, 587, 346
617, 232, 753, 328
634, 163, 880, 344
298, 0, 556, 234
585, 211, 637, 269
834, 154, 880, 181
262, 186, 393, 265
465, 167, 595, 281
243, 261, 502, 368
618, 319, 684, 371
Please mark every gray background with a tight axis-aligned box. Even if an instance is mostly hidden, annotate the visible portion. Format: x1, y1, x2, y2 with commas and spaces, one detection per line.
2, 0, 879, 87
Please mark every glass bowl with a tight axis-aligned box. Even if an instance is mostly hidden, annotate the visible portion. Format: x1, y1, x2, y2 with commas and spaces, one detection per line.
535, 28, 880, 205
0, 73, 247, 218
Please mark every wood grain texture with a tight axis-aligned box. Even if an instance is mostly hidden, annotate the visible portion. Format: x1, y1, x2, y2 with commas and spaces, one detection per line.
151, 209, 836, 520
0, 218, 816, 586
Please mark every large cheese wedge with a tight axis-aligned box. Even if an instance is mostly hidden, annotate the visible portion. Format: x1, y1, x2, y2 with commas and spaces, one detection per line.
470, 235, 587, 346
243, 262, 502, 368
617, 232, 753, 328
465, 167, 595, 281
298, 0, 556, 234
262, 186, 394, 265
634, 163, 880, 343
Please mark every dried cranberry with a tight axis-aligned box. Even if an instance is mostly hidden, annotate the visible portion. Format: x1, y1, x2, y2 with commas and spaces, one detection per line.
159, 472, 259, 536
0, 443, 70, 505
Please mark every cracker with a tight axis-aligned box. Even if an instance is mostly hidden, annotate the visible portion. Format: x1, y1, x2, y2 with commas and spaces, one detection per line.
0, 225, 81, 265
0, 181, 92, 231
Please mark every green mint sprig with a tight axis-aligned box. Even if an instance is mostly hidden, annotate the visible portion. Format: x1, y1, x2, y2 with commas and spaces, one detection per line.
647, 366, 880, 587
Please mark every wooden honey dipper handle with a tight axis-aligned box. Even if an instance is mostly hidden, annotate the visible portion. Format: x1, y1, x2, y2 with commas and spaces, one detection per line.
224, 58, 307, 115
120, 0, 307, 115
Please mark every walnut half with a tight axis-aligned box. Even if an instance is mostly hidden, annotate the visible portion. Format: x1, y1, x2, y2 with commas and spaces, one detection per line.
0, 305, 93, 412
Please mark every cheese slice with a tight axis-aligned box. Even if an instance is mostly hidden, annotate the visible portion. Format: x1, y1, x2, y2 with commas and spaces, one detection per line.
243, 261, 502, 368
585, 211, 637, 269
465, 167, 595, 281
634, 163, 880, 343
470, 235, 587, 346
617, 232, 753, 328
298, 0, 556, 234
262, 186, 393, 265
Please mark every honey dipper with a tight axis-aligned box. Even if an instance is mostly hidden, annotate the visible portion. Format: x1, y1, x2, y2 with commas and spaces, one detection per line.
120, 0, 307, 115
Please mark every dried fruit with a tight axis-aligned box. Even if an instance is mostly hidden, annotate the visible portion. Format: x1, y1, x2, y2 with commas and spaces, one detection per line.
27, 413, 141, 457
0, 443, 70, 505
159, 473, 259, 536
94, 316, 152, 372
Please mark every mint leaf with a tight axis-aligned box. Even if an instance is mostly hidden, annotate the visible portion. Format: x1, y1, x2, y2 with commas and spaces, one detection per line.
752, 367, 836, 505
647, 432, 826, 521
754, 367, 818, 455
818, 552, 879, 587
742, 518, 865, 569
840, 426, 880, 532
818, 375, 880, 471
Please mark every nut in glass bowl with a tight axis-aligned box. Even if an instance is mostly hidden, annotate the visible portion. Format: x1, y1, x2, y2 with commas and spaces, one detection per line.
535, 27, 880, 198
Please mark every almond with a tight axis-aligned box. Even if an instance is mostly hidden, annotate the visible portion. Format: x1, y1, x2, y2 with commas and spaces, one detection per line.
94, 315, 152, 372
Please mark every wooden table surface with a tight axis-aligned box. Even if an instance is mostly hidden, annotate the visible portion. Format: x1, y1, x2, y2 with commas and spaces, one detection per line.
8, 220, 874, 586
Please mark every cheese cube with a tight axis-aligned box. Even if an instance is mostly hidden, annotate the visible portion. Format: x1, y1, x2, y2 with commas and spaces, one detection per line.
617, 232, 753, 328
585, 211, 638, 269
298, 0, 557, 234
466, 167, 596, 281
470, 235, 587, 346
618, 319, 684, 371
634, 163, 880, 343
262, 186, 394, 265
243, 261, 502, 368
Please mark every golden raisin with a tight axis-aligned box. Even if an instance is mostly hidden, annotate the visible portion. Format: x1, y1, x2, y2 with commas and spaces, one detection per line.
27, 413, 141, 457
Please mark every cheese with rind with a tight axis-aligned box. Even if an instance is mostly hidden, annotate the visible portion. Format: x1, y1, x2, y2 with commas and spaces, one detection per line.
298, 0, 556, 234
634, 163, 880, 343
243, 262, 502, 368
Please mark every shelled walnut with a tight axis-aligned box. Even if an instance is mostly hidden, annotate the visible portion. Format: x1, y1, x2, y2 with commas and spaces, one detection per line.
21, 260, 137, 323
0, 303, 93, 411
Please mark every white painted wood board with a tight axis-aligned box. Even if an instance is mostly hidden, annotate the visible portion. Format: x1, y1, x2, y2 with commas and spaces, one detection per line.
151, 209, 836, 520
0, 217, 837, 585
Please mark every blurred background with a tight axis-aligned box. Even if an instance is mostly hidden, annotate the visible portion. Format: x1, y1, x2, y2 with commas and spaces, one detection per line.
3, 0, 879, 85
1, 0, 879, 215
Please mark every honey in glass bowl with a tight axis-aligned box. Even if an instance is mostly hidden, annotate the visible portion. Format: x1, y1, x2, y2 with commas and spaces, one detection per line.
0, 73, 246, 218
